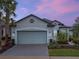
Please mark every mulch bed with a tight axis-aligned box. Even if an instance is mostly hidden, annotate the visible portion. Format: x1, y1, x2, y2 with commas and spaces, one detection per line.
0, 39, 15, 54
0, 44, 14, 54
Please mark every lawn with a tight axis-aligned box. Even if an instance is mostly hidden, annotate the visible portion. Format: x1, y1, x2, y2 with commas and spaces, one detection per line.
49, 49, 79, 56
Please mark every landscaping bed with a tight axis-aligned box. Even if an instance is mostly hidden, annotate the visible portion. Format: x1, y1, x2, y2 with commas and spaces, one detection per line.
48, 44, 79, 49
48, 41, 79, 56
0, 39, 15, 54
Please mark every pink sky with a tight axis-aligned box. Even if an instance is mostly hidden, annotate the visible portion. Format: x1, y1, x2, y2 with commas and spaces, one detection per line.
15, 0, 79, 26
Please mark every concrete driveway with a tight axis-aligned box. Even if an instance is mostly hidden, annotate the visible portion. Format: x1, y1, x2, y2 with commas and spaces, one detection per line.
1, 44, 48, 56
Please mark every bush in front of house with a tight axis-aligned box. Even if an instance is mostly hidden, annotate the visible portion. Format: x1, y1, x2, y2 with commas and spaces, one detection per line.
73, 40, 79, 44
48, 43, 60, 49
57, 40, 68, 44
48, 31, 79, 49
72, 36, 79, 44
48, 38, 79, 49
57, 31, 67, 44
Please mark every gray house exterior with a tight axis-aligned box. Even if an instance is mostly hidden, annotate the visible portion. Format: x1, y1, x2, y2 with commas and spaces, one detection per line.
0, 14, 72, 44
11, 14, 72, 44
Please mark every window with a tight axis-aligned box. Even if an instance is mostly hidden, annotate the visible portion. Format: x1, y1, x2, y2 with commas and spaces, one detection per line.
30, 19, 34, 23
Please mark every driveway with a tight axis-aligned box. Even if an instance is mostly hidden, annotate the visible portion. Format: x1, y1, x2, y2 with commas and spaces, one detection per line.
1, 44, 48, 56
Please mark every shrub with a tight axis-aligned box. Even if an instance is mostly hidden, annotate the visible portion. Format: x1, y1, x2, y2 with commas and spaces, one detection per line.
57, 31, 68, 44
57, 40, 68, 44
48, 43, 59, 49
73, 40, 79, 44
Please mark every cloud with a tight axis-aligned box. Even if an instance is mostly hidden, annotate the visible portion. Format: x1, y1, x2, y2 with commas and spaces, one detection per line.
15, 7, 30, 20
33, 0, 79, 26
36, 0, 79, 14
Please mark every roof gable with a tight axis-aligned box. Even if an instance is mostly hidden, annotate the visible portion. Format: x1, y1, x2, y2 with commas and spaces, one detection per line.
52, 20, 64, 26
16, 14, 67, 27
16, 14, 51, 24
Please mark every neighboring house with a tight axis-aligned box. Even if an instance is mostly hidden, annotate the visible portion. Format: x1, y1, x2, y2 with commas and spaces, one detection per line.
0, 19, 13, 40
0, 20, 5, 40
11, 14, 72, 44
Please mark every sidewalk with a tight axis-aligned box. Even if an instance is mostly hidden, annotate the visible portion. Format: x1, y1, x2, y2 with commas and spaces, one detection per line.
50, 57, 79, 59
0, 56, 79, 59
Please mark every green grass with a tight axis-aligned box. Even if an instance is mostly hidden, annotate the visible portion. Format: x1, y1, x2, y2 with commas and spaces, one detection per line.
49, 49, 79, 56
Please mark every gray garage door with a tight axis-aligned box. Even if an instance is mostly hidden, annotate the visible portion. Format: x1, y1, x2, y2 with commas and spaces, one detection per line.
17, 31, 47, 44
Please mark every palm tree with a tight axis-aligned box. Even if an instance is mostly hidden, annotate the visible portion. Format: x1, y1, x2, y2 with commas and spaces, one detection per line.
0, 0, 17, 42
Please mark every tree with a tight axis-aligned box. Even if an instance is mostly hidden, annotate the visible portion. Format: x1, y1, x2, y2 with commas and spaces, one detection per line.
0, 0, 17, 42
57, 31, 67, 44
73, 17, 79, 38
73, 17, 79, 40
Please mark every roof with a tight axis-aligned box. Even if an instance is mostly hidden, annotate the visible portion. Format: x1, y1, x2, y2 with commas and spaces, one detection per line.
59, 26, 73, 31
52, 20, 64, 26
16, 14, 52, 24
16, 14, 69, 27
59, 26, 72, 28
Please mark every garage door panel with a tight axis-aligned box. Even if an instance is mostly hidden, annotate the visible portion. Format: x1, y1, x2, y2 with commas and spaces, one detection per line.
17, 31, 47, 44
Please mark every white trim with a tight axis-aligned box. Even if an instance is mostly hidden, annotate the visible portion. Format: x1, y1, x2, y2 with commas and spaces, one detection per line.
15, 29, 17, 44
16, 27, 47, 31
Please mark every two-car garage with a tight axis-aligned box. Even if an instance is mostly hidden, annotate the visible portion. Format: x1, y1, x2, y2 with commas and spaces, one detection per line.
17, 31, 47, 44
13, 14, 50, 45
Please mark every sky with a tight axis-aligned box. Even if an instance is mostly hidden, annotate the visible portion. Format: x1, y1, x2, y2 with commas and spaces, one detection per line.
14, 0, 79, 26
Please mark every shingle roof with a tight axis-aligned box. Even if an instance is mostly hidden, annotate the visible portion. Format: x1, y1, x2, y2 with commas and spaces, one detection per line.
16, 14, 69, 27
51, 20, 64, 26
16, 14, 52, 24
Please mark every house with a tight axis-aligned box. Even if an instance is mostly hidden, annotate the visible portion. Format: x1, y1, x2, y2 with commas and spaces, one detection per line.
11, 14, 72, 44
0, 20, 5, 40
0, 19, 14, 40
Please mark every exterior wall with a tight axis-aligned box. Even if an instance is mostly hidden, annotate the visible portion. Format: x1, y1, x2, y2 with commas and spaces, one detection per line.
16, 16, 47, 29
52, 24, 60, 41
11, 27, 15, 39
51, 21, 65, 41
59, 28, 67, 32
59, 28, 70, 40
69, 31, 73, 36
12, 16, 52, 44
47, 27, 53, 43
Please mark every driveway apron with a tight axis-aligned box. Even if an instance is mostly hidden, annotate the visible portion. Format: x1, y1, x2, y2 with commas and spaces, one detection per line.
1, 44, 48, 56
